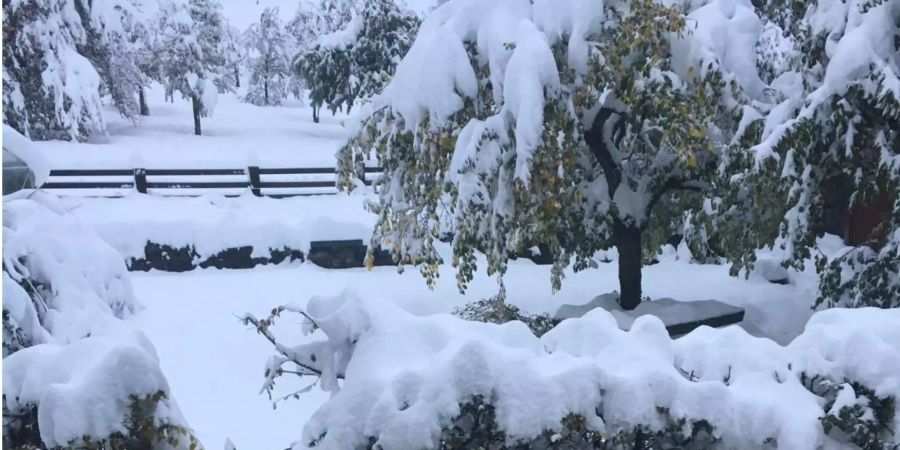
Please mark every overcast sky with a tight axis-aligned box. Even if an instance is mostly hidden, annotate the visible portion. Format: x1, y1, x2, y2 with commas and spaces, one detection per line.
218, 0, 437, 30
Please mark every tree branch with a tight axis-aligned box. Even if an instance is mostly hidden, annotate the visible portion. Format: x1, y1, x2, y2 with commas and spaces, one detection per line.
585, 106, 626, 194
645, 177, 708, 222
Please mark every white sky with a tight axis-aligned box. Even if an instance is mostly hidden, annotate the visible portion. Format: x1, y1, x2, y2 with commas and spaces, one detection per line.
218, 0, 437, 30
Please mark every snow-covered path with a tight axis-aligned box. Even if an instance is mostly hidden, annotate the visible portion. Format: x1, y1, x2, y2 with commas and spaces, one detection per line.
130, 255, 816, 449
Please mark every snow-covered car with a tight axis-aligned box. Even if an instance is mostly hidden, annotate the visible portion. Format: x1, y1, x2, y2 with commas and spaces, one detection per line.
3, 125, 48, 195
3, 147, 35, 194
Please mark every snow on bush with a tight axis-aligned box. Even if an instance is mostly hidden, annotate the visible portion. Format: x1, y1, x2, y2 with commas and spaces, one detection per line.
247, 292, 900, 449
2, 195, 199, 449
3, 194, 138, 349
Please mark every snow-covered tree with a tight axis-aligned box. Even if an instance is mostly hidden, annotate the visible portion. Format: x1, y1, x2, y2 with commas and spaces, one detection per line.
154, 0, 229, 135
221, 24, 245, 89
243, 7, 291, 106
295, 0, 419, 122
72, 0, 148, 121
693, 0, 900, 309
339, 0, 764, 310
3, 0, 106, 141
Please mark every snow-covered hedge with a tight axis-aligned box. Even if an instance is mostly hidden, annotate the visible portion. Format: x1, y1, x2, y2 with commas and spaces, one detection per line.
2, 195, 200, 449
247, 292, 900, 449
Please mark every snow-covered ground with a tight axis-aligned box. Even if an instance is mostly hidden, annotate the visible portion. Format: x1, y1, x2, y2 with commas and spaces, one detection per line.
29, 87, 352, 170
18, 81, 820, 450
129, 252, 816, 449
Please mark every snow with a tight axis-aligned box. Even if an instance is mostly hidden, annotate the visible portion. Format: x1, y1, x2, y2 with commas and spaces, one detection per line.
3, 333, 174, 448
2, 195, 193, 448
25, 85, 355, 170
671, 0, 766, 100
3, 196, 139, 342
250, 291, 899, 449
41, 192, 375, 262
3, 124, 51, 185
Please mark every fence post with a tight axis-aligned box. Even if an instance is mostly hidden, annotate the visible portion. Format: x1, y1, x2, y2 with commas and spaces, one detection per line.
248, 166, 262, 197
134, 168, 147, 194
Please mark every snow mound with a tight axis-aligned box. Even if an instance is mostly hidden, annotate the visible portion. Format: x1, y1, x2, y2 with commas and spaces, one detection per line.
3, 194, 139, 343
263, 292, 900, 449
2, 333, 174, 447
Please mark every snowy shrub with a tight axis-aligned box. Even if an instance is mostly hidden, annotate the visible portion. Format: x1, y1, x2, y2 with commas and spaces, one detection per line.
247, 292, 900, 449
3, 195, 139, 349
453, 296, 558, 337
3, 336, 200, 450
2, 195, 200, 449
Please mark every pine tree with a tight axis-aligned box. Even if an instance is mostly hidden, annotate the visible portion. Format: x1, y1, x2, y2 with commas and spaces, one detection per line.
338, 0, 754, 310
3, 0, 106, 141
295, 0, 419, 122
243, 7, 291, 106
154, 0, 230, 135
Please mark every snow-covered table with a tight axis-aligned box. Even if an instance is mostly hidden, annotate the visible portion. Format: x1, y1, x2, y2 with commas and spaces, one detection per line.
554, 294, 745, 337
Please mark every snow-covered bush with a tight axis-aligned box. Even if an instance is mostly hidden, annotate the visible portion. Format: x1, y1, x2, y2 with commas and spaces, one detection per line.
247, 291, 900, 449
2, 195, 200, 449
295, 0, 419, 122
3, 195, 139, 352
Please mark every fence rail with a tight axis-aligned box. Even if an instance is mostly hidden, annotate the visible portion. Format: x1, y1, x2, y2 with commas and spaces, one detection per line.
39, 166, 382, 197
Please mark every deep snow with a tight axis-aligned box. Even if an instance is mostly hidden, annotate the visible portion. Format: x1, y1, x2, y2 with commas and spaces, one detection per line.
18, 80, 818, 450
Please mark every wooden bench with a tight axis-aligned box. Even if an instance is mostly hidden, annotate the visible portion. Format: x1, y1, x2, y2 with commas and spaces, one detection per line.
39, 166, 383, 197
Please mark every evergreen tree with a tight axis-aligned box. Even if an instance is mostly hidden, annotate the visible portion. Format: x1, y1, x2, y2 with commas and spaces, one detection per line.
243, 7, 291, 106
3, 0, 106, 141
295, 0, 419, 122
338, 0, 759, 310
154, 0, 230, 135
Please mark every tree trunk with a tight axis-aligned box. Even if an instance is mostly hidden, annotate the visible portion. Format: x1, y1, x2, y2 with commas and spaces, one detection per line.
234, 65, 240, 88
613, 219, 642, 310
192, 95, 202, 136
312, 105, 320, 123
264, 78, 269, 105
138, 87, 149, 116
